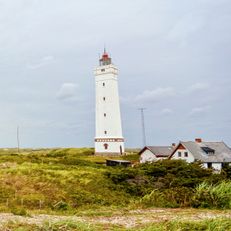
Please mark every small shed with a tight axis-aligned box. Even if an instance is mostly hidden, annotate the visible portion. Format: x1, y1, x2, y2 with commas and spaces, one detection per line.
106, 159, 131, 167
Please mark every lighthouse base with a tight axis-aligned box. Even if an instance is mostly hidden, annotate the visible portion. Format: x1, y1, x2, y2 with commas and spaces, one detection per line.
94, 138, 124, 156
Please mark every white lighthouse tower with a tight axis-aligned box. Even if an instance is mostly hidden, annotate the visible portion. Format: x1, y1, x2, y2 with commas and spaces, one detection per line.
94, 50, 124, 155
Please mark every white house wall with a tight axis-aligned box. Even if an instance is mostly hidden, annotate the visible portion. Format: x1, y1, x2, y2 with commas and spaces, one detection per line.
171, 147, 223, 171
202, 163, 207, 168
140, 150, 157, 163
139, 149, 169, 163
203, 163, 222, 171
171, 148, 195, 163
211, 163, 222, 171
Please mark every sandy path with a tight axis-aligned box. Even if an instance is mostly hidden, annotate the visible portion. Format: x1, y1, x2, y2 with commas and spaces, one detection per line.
0, 208, 230, 228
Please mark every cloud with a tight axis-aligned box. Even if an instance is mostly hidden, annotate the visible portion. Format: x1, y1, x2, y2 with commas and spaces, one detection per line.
160, 108, 173, 115
189, 105, 211, 116
120, 96, 131, 104
56, 83, 78, 101
135, 87, 176, 103
188, 82, 209, 93
27, 56, 55, 69
167, 12, 205, 43
0, 1, 230, 147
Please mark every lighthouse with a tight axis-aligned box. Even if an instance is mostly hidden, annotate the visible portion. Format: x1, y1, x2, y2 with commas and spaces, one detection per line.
94, 50, 124, 155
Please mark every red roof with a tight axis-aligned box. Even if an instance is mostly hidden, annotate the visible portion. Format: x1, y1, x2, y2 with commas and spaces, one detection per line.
101, 51, 110, 60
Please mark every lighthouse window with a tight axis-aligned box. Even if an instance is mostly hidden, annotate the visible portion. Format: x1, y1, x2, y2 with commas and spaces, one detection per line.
104, 131, 107, 134
104, 143, 108, 150
103, 82, 105, 86
103, 97, 106, 101
104, 113, 106, 117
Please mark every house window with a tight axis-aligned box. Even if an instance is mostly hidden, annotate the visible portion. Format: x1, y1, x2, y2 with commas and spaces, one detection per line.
207, 163, 212, 169
103, 97, 106, 101
201, 147, 215, 155
184, 152, 188, 157
103, 82, 105, 86
178, 151, 181, 157
104, 113, 106, 117
101, 69, 105, 72
104, 143, 108, 150
104, 131, 107, 135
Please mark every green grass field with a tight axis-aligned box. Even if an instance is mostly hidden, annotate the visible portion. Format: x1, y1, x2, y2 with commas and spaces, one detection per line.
0, 148, 230, 230
0, 148, 140, 213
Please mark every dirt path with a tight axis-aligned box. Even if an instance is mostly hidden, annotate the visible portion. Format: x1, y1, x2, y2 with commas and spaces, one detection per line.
0, 209, 230, 228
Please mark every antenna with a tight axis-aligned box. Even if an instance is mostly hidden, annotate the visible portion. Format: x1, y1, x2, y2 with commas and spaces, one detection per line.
17, 126, 20, 153
138, 108, 147, 147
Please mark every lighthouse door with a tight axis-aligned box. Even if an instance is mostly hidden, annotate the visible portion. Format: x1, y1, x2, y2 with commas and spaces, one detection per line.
120, 145, 122, 155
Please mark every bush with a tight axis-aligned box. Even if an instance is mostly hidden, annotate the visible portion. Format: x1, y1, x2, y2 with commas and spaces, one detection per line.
105, 160, 216, 197
222, 164, 231, 179
141, 160, 214, 189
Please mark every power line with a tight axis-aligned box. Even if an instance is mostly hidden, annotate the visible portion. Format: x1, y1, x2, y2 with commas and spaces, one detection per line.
138, 108, 147, 147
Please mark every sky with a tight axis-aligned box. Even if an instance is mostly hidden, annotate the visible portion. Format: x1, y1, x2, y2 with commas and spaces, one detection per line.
0, 0, 230, 148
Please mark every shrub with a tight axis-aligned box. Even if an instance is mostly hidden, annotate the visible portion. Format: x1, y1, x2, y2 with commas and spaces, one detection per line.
222, 163, 231, 179
105, 160, 216, 197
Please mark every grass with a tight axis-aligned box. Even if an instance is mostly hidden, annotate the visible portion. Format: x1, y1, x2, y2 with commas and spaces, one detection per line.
2, 217, 231, 231
137, 218, 231, 231
193, 181, 231, 209
0, 148, 231, 231
0, 148, 139, 213
0, 147, 230, 213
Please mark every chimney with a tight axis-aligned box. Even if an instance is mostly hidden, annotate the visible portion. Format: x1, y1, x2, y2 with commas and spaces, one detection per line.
195, 138, 202, 143
172, 143, 176, 147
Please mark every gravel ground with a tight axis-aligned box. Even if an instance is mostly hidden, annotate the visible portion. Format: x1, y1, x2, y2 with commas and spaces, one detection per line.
0, 208, 230, 229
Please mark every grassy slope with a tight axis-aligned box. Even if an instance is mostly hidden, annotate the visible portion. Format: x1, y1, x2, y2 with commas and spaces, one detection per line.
0, 149, 231, 230
0, 148, 139, 213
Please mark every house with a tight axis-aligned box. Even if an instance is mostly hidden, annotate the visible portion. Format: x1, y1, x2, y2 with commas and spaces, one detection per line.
169, 138, 231, 171
139, 145, 174, 163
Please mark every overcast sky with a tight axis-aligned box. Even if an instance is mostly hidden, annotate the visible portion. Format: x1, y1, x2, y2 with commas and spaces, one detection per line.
0, 0, 230, 148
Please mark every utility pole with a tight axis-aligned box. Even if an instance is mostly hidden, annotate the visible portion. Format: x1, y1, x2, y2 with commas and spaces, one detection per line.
17, 126, 20, 153
138, 108, 147, 147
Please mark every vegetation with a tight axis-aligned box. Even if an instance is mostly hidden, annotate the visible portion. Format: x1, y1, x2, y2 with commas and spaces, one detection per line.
0, 148, 230, 213
105, 159, 230, 208
0, 148, 135, 213
193, 181, 231, 209
2, 217, 231, 231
